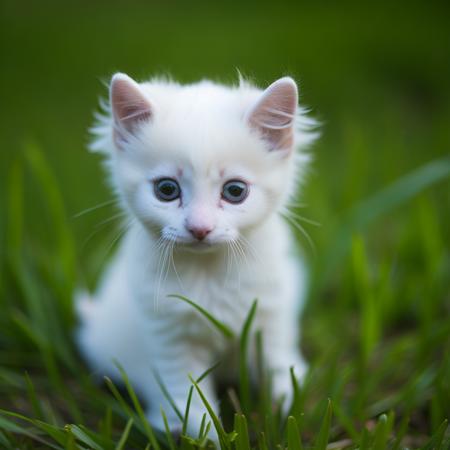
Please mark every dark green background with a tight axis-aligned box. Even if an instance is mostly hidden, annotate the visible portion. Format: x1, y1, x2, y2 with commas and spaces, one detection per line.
1, 0, 449, 245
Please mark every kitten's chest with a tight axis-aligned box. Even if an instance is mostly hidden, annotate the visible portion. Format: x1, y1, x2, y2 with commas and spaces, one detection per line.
182, 267, 258, 328
135, 256, 277, 338
173, 263, 262, 327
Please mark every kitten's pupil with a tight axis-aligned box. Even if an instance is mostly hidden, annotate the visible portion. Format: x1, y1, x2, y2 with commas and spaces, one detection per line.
154, 179, 180, 202
222, 180, 248, 204
229, 186, 243, 196
161, 183, 175, 195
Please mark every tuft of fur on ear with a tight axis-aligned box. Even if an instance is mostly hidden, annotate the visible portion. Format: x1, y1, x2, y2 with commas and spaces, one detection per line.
110, 73, 152, 147
246, 77, 298, 152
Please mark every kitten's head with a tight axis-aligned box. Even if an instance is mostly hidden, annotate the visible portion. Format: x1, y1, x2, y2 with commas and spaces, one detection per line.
92, 73, 316, 251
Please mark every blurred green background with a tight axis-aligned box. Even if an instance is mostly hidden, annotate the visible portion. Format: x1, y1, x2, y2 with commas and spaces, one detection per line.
1, 0, 449, 272
0, 0, 449, 446
1, 0, 449, 256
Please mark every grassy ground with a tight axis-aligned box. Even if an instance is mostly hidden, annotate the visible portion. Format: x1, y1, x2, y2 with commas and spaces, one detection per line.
0, 0, 449, 448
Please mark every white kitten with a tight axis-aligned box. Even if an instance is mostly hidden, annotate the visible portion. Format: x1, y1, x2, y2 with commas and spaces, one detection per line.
76, 73, 317, 439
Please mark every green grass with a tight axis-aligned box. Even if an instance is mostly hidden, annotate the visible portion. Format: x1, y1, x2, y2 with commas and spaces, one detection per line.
0, 144, 448, 448
1, 0, 449, 448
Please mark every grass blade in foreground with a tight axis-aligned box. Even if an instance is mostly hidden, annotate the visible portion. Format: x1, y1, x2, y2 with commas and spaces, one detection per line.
420, 419, 449, 450
372, 414, 390, 450
239, 299, 258, 415
115, 418, 134, 450
314, 399, 332, 450
153, 368, 184, 422
115, 362, 161, 450
183, 362, 221, 437
169, 294, 234, 339
189, 375, 230, 450
287, 416, 303, 450
234, 414, 251, 450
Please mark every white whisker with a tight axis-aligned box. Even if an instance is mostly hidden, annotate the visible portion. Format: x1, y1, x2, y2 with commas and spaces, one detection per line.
283, 207, 321, 227
281, 212, 316, 256
229, 239, 242, 297
153, 241, 167, 312
80, 212, 128, 252
224, 242, 232, 289
72, 199, 117, 219
101, 218, 135, 262
238, 234, 262, 266
169, 238, 183, 289
94, 211, 128, 229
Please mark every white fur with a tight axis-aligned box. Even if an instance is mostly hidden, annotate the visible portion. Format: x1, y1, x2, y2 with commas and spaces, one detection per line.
76, 74, 317, 439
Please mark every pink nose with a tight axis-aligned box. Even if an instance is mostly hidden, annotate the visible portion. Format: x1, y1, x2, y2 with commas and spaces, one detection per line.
188, 226, 212, 241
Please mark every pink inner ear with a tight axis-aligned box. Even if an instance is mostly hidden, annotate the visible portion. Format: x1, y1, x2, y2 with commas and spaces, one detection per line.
110, 74, 152, 140
247, 77, 298, 151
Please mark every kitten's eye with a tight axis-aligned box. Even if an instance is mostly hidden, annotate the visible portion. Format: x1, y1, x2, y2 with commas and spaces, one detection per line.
154, 178, 181, 202
222, 180, 249, 204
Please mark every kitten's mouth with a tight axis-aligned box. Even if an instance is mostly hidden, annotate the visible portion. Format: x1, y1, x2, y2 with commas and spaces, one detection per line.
181, 240, 218, 253
160, 232, 229, 253
167, 237, 225, 253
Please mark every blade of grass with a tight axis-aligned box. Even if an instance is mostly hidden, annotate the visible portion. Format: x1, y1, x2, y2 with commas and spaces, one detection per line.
234, 414, 251, 450
332, 402, 359, 442
239, 299, 258, 414
198, 421, 212, 447
64, 430, 76, 450
420, 419, 448, 450
99, 407, 113, 443
0, 415, 62, 449
258, 432, 269, 450
182, 386, 194, 437
351, 236, 379, 365
286, 416, 303, 450
189, 375, 229, 450
24, 372, 45, 421
114, 363, 161, 450
152, 368, 184, 422
168, 294, 234, 339
289, 367, 301, 421
0, 408, 67, 447
115, 418, 134, 450
314, 399, 332, 450
391, 413, 410, 450
161, 409, 177, 450
180, 435, 196, 450
372, 414, 389, 450
66, 425, 103, 450
358, 427, 370, 450
0, 413, 32, 434
196, 361, 221, 384
198, 413, 207, 440
104, 376, 135, 418
34, 423, 67, 448
183, 359, 223, 435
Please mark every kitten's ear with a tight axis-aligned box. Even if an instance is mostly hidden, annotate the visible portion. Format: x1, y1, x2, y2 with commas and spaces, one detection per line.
246, 77, 298, 152
110, 73, 152, 146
